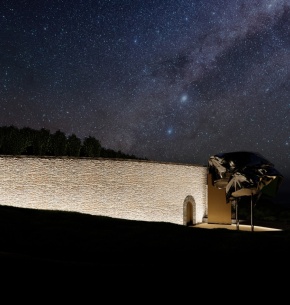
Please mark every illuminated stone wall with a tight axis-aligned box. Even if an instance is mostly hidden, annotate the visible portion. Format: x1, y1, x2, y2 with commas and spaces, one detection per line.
0, 155, 208, 225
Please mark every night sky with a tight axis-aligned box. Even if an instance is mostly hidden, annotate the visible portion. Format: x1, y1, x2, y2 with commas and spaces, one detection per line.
1, 1, 290, 201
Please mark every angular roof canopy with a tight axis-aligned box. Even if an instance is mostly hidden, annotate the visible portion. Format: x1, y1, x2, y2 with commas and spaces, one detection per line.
208, 151, 283, 202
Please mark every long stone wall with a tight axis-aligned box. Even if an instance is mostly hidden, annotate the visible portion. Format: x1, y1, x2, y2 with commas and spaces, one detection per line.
0, 155, 208, 225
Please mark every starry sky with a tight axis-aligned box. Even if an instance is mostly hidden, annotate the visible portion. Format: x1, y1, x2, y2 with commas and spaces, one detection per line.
1, 0, 290, 201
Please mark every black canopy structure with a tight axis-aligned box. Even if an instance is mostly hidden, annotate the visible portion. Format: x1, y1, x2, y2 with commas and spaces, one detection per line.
208, 151, 283, 231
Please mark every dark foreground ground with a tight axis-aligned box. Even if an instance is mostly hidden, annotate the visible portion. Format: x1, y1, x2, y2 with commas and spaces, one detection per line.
1, 204, 290, 273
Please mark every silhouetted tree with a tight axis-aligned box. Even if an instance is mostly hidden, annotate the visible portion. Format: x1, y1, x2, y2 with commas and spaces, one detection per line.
100, 148, 115, 158
66, 133, 81, 157
0, 125, 146, 160
81, 136, 101, 157
0, 127, 6, 153
0, 125, 27, 155
100, 147, 147, 160
33, 128, 51, 155
20, 127, 35, 155
51, 130, 67, 156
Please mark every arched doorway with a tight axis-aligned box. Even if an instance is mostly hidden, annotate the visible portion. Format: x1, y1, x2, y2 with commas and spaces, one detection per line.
183, 195, 196, 226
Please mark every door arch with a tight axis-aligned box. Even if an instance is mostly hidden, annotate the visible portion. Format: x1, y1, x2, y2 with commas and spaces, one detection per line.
183, 195, 196, 226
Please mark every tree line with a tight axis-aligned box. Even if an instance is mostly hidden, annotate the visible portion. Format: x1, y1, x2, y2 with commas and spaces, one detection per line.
0, 125, 147, 160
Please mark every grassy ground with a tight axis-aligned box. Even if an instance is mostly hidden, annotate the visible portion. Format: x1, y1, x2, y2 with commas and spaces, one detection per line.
1, 204, 290, 271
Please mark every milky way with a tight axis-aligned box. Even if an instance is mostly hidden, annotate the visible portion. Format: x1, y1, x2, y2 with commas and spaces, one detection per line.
1, 0, 290, 199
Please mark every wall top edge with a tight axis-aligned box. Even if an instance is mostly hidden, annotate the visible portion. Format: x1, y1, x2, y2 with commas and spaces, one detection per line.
0, 154, 207, 168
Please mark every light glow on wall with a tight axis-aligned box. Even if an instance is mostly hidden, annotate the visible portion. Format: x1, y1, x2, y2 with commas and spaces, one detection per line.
0, 156, 208, 225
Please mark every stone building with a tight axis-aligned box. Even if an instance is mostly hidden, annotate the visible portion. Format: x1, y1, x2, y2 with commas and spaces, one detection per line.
0, 155, 212, 226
